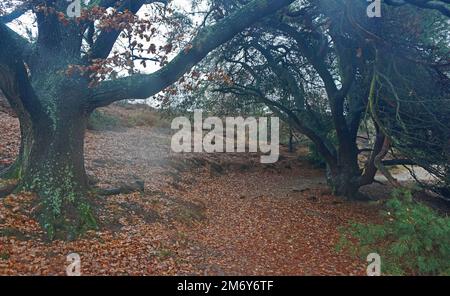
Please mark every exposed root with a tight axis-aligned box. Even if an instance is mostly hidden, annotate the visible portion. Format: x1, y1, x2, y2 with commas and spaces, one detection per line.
0, 160, 20, 180
0, 178, 18, 198
95, 179, 145, 196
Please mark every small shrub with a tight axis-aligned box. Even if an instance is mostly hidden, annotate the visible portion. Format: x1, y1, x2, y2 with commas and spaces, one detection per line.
305, 127, 336, 168
88, 110, 121, 131
127, 111, 158, 127
88, 105, 170, 130
338, 188, 450, 275
306, 141, 327, 168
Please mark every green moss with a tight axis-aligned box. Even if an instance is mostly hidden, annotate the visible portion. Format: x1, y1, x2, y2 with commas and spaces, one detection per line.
0, 252, 10, 260
23, 162, 97, 240
78, 202, 98, 232
88, 110, 121, 131
1, 159, 21, 179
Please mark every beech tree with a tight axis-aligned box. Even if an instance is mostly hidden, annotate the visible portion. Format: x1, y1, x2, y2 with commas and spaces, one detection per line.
0, 0, 295, 237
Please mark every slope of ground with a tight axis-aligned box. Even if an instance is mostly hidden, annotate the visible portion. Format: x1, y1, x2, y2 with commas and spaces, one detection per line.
0, 106, 382, 275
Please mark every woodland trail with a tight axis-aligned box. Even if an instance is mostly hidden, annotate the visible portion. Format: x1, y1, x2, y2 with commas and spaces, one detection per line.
0, 111, 381, 275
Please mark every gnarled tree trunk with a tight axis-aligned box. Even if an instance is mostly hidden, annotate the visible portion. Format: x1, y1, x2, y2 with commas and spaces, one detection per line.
3, 77, 96, 239
19, 101, 94, 239
326, 164, 363, 200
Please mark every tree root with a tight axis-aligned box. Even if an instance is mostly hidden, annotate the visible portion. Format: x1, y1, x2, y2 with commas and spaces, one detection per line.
0, 160, 20, 180
94, 179, 145, 196
0, 178, 18, 198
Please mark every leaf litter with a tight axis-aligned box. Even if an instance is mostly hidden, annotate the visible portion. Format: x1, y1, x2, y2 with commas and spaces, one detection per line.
0, 109, 382, 275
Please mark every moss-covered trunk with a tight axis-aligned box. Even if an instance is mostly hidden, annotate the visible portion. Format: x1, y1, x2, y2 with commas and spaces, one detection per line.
13, 88, 96, 239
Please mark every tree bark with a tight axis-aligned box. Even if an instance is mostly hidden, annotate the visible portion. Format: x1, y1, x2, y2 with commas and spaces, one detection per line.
327, 164, 363, 200
326, 145, 365, 200
18, 104, 95, 239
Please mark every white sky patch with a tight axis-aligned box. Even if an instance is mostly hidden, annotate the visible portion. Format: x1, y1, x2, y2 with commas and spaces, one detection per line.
6, 11, 36, 41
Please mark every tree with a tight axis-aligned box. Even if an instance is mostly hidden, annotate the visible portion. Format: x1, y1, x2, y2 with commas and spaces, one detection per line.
367, 5, 450, 199
0, 0, 295, 238
178, 0, 449, 199
178, 0, 381, 199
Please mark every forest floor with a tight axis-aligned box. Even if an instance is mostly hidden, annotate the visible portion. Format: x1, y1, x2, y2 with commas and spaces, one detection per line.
0, 105, 385, 275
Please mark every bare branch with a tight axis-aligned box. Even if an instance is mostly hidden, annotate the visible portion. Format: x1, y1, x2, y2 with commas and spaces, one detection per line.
88, 0, 295, 109
0, 22, 43, 119
0, 2, 31, 24
89, 0, 167, 60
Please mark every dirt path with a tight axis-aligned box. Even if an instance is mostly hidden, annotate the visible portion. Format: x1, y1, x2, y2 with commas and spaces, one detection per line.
0, 112, 381, 275
164, 156, 381, 275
